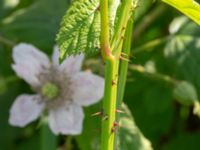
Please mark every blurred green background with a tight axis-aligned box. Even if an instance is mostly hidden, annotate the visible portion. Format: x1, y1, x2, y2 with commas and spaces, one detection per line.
0, 0, 200, 150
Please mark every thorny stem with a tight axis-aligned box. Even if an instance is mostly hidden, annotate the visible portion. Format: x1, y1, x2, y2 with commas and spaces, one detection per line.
114, 11, 135, 149
100, 0, 135, 150
100, 0, 116, 149
102, 58, 119, 150
111, 0, 135, 56
116, 13, 135, 112
100, 0, 113, 60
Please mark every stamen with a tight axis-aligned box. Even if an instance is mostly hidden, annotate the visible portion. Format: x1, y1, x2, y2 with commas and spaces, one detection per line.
41, 82, 59, 100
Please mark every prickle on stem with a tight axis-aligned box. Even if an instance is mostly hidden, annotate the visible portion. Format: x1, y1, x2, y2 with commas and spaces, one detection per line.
102, 114, 109, 121
112, 80, 117, 86
116, 109, 125, 114
111, 121, 119, 133
91, 110, 104, 117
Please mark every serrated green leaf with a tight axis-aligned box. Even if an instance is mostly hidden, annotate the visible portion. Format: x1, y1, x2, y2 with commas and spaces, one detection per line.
162, 0, 200, 25
118, 104, 153, 150
56, 0, 100, 61
56, 0, 120, 62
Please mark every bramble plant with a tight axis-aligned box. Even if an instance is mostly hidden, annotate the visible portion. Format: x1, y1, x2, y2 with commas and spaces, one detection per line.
0, 0, 200, 150
56, 0, 200, 150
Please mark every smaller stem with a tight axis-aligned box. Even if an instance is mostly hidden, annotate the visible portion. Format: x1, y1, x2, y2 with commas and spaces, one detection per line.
0, 35, 15, 47
40, 123, 57, 150
114, 11, 134, 149
65, 136, 73, 150
133, 36, 169, 54
110, 0, 134, 54
133, 34, 193, 54
116, 14, 134, 109
129, 64, 176, 84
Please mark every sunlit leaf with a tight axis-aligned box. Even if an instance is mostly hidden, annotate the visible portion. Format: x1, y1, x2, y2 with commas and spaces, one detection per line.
162, 0, 200, 25
56, 0, 120, 62
56, 0, 100, 61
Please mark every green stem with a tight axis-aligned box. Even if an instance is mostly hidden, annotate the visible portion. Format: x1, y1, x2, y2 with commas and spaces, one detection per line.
65, 136, 73, 150
100, 0, 116, 149
111, 0, 134, 54
133, 36, 169, 54
100, 0, 113, 60
101, 58, 119, 150
100, 1, 136, 150
129, 64, 176, 84
40, 123, 57, 150
114, 11, 135, 149
0, 35, 15, 47
116, 14, 134, 109
133, 34, 193, 54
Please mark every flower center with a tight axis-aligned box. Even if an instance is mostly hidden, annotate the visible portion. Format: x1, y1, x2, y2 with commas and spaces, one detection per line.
42, 82, 59, 100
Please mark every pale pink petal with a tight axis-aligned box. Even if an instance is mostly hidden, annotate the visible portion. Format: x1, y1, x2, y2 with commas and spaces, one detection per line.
12, 64, 40, 87
12, 43, 50, 86
71, 72, 104, 106
49, 104, 84, 135
59, 54, 84, 75
9, 94, 44, 127
52, 46, 60, 66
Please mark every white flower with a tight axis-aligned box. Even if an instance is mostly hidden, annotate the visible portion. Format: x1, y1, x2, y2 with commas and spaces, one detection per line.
9, 43, 104, 135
